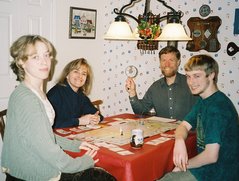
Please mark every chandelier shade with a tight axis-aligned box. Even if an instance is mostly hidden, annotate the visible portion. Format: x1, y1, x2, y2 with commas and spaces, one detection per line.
104, 21, 138, 40
104, 0, 192, 53
157, 23, 192, 41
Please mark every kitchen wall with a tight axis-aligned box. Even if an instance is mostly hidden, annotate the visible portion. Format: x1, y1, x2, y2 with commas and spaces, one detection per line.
0, 0, 238, 122
52, 0, 239, 117
50, 0, 105, 100
97, 0, 239, 116
0, 0, 238, 179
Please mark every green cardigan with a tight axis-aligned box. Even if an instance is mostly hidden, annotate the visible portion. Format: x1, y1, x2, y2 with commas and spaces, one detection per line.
1, 83, 94, 180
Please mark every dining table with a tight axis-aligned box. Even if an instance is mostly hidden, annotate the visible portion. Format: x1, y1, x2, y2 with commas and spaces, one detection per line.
54, 113, 197, 181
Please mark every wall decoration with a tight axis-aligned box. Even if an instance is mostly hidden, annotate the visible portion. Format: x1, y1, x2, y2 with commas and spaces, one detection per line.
101, 0, 239, 117
234, 9, 239, 35
227, 42, 239, 56
199, 4, 211, 17
186, 16, 221, 52
69, 7, 96, 39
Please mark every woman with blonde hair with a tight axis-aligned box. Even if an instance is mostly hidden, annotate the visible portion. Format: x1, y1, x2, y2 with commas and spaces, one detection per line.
47, 58, 103, 128
1, 35, 115, 181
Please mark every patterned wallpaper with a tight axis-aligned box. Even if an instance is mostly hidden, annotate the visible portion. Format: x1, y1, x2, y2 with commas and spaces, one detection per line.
100, 0, 239, 117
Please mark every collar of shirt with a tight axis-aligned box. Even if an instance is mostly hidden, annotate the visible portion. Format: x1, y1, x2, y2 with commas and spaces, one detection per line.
160, 72, 182, 87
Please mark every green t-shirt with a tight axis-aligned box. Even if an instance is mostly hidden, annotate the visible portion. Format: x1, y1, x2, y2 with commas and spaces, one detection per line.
184, 91, 239, 181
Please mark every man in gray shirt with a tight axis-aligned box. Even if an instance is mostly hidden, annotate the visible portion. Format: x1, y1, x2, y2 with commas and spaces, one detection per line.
125, 46, 198, 120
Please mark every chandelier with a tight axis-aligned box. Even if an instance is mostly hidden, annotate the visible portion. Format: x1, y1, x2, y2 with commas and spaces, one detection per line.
104, 0, 191, 54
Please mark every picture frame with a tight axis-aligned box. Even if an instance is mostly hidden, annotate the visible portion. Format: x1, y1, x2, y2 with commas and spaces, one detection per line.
69, 7, 97, 39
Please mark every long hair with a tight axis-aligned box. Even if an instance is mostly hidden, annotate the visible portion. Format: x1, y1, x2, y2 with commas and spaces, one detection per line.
58, 58, 93, 95
10, 35, 56, 81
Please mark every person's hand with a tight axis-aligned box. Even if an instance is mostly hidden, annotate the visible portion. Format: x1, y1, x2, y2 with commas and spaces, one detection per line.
125, 77, 136, 97
79, 141, 99, 151
91, 111, 101, 125
79, 142, 99, 164
79, 112, 100, 125
173, 138, 188, 172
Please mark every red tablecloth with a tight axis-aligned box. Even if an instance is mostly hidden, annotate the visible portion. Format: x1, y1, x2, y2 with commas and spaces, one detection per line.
59, 113, 197, 181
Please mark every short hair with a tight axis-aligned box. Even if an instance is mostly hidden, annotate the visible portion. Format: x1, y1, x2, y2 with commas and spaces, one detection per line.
184, 54, 219, 83
158, 46, 181, 60
10, 35, 56, 81
58, 58, 93, 95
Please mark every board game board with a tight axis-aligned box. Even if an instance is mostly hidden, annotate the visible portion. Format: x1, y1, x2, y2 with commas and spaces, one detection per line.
74, 117, 178, 146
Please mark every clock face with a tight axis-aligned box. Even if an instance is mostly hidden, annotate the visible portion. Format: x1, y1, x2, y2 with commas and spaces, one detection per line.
125, 65, 138, 78
199, 4, 211, 17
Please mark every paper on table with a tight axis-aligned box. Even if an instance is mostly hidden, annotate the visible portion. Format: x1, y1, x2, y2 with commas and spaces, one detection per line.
108, 120, 127, 126
55, 129, 71, 135
112, 118, 125, 121
69, 127, 82, 132
146, 137, 172, 145
109, 147, 125, 152
108, 118, 135, 126
93, 141, 127, 153
86, 124, 101, 129
145, 116, 176, 123
117, 150, 134, 155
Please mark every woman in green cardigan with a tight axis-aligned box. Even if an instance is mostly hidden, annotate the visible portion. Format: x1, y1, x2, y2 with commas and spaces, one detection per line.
1, 35, 115, 181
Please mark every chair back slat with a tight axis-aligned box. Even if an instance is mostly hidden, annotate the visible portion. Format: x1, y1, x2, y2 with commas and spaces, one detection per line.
91, 100, 103, 113
0, 109, 7, 140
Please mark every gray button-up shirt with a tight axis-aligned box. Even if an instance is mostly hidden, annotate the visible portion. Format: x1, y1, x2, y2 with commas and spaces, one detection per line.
129, 72, 198, 120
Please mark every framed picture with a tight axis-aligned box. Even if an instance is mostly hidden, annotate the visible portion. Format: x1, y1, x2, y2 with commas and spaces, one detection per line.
69, 7, 97, 39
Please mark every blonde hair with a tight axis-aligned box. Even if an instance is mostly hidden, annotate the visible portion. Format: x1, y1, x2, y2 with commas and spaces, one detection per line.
10, 35, 56, 81
184, 54, 219, 83
58, 58, 93, 95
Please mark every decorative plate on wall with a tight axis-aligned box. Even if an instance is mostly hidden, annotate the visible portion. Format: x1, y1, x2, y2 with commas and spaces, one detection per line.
199, 4, 211, 17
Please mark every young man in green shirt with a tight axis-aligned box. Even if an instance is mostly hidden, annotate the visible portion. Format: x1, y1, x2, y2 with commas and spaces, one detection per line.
160, 55, 239, 181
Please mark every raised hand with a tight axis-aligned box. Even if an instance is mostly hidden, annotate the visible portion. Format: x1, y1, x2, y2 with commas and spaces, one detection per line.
125, 77, 137, 97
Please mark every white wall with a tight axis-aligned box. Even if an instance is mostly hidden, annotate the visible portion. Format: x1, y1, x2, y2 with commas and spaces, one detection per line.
96, 0, 239, 116
48, 0, 105, 103
0, 0, 238, 179
47, 0, 239, 117
1, 0, 238, 122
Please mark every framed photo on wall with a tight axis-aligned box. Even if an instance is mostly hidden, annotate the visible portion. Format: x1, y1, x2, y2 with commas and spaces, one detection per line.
69, 7, 97, 39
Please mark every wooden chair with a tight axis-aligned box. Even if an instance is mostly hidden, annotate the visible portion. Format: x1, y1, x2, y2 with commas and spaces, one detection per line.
0, 109, 7, 140
91, 100, 103, 113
